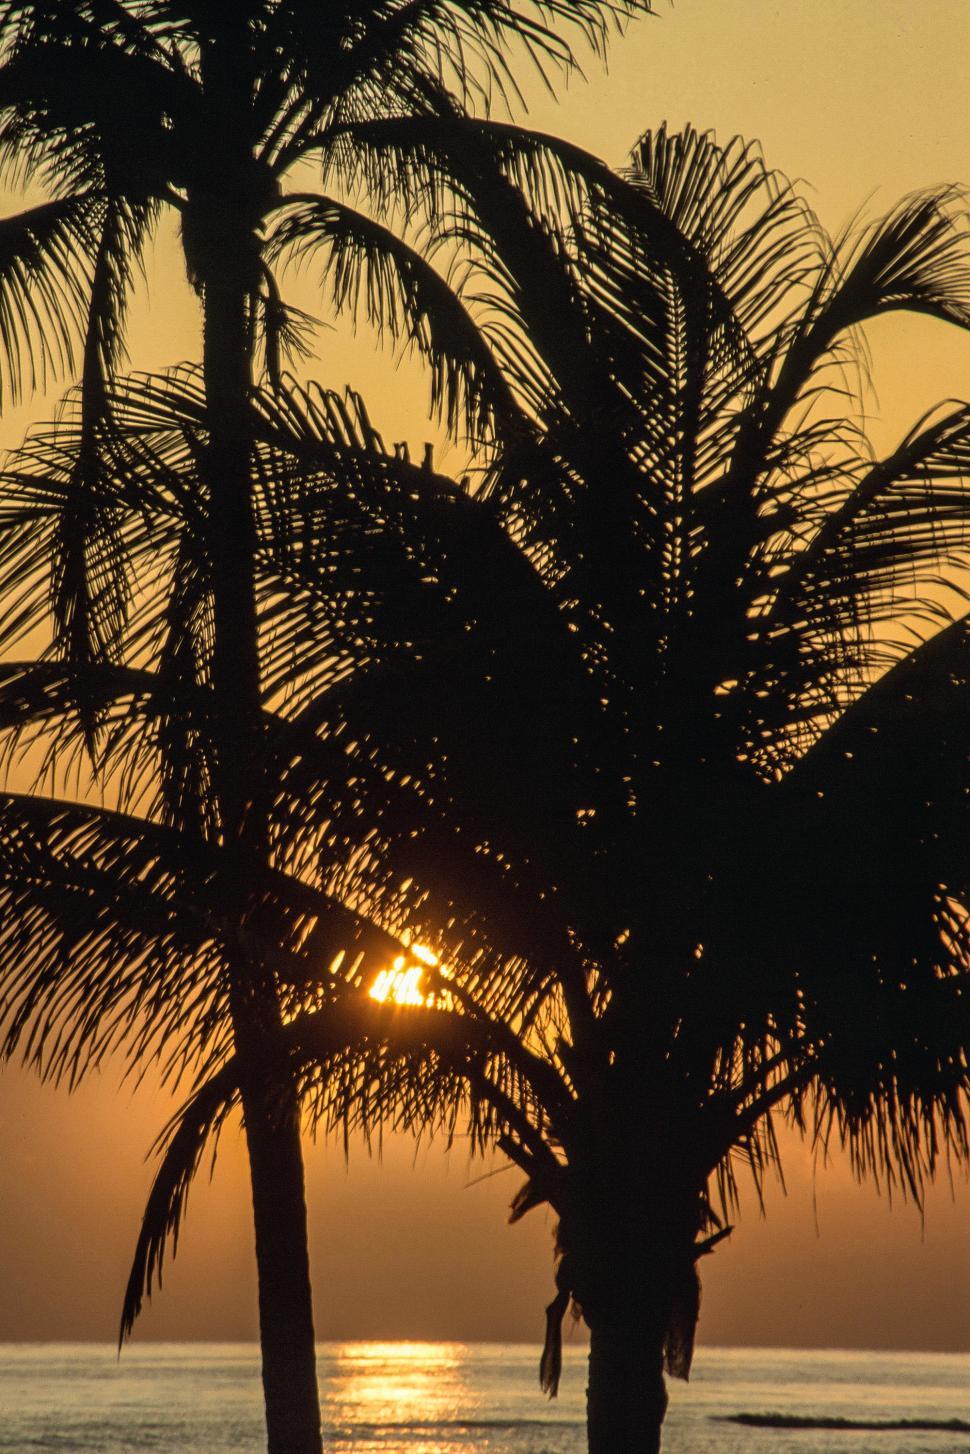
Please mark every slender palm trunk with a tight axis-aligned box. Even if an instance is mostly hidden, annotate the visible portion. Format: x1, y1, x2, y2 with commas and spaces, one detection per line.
241, 1072, 322, 1454
200, 223, 323, 1454
586, 1322, 668, 1454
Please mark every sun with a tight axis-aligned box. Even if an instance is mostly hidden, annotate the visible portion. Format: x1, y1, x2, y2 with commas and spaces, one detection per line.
369, 946, 440, 1007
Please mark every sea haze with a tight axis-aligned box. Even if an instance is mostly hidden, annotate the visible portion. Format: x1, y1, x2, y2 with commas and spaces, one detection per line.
0, 1342, 967, 1453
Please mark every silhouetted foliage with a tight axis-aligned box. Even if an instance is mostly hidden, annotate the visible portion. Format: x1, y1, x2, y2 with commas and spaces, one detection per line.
100, 124, 970, 1453
0, 6, 654, 1452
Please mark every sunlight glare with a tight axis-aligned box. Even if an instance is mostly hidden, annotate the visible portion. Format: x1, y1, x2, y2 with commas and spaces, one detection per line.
368, 944, 451, 1008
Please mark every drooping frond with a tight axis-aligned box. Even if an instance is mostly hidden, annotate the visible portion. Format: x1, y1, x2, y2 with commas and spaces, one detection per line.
732, 403, 970, 766
0, 370, 186, 678
826, 186, 970, 335
745, 618, 970, 1195
49, 196, 159, 687
120, 1059, 239, 1341
266, 193, 528, 445
0, 776, 412, 1085
0, 192, 100, 406
0, 790, 230, 1086
284, 990, 570, 1166
723, 185, 970, 524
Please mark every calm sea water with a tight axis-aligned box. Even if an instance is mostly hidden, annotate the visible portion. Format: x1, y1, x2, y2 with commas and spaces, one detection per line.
0, 1343, 967, 1453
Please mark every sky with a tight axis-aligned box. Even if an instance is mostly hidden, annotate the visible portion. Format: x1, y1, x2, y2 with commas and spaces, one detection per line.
0, 0, 968, 1352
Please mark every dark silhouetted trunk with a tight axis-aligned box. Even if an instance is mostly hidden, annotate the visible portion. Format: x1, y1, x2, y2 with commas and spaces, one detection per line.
559, 1136, 704, 1454
202, 262, 323, 1453
586, 1321, 668, 1454
242, 1075, 322, 1454
194, 37, 322, 1440
201, 260, 323, 1454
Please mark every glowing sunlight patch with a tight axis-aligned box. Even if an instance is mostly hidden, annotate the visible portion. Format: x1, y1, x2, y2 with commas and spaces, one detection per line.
368, 944, 454, 1009
370, 961, 426, 1006
368, 949, 430, 1007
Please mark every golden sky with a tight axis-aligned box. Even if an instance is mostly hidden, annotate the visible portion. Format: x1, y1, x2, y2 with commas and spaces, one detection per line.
0, 0, 968, 1350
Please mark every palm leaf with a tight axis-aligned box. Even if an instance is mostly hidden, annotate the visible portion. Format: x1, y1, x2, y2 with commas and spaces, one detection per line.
266, 193, 528, 445
0, 776, 410, 1085
0, 193, 100, 406
270, 0, 655, 171
120, 1059, 239, 1340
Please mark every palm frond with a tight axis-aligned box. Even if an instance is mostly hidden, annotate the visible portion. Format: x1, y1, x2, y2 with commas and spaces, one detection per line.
0, 789, 229, 1087
120, 1059, 239, 1340
769, 402, 970, 638
0, 192, 100, 406
266, 194, 528, 445
724, 187, 970, 521
626, 123, 825, 350
0, 24, 184, 201
48, 195, 158, 694
0, 776, 410, 1087
271, 0, 655, 170
121, 971, 569, 1341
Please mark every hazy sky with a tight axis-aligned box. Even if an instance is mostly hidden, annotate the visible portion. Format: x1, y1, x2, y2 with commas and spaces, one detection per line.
0, 0, 968, 1352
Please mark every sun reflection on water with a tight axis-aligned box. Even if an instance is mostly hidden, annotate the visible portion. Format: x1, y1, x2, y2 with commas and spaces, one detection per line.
321, 1341, 472, 1454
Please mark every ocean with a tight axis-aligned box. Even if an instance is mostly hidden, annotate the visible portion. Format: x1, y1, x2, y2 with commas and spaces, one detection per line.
0, 1342, 967, 1452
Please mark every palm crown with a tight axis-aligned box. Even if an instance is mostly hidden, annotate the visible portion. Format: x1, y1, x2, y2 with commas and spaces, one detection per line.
261, 116, 970, 1139
0, 0, 653, 425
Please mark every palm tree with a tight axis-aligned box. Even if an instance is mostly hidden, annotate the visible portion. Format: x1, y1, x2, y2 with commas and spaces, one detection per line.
0, 5, 652, 1450
0, 363, 502, 1444
118, 125, 970, 1452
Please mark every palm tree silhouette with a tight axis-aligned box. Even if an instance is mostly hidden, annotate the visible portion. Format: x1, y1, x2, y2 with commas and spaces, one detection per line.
0, 365, 491, 1445
0, 5, 652, 1450
118, 125, 970, 1452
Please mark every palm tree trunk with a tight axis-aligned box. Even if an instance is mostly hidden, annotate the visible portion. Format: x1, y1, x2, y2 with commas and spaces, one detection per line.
200, 226, 323, 1454
242, 1075, 322, 1454
586, 1322, 668, 1454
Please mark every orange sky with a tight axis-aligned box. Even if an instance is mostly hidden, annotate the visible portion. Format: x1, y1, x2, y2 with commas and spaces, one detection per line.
0, 0, 968, 1351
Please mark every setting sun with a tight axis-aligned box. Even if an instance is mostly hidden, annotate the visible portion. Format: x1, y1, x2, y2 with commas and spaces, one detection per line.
369, 949, 440, 1007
